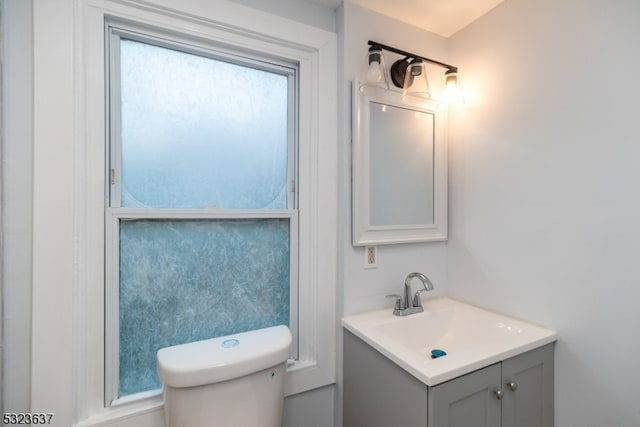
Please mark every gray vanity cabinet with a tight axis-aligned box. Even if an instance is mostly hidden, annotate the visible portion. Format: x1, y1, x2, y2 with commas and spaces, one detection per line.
343, 330, 554, 427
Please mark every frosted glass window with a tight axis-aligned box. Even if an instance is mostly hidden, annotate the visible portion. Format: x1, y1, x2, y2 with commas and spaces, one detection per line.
119, 39, 289, 209
108, 34, 297, 400
118, 219, 290, 396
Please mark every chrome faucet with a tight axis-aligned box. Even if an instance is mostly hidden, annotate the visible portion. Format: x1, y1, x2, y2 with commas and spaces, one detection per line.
386, 272, 435, 316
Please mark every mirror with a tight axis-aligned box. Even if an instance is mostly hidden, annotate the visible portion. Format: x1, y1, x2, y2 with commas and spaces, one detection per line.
352, 80, 447, 245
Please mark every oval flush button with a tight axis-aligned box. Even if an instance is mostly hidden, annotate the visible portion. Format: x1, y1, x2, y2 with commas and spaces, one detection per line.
222, 338, 240, 348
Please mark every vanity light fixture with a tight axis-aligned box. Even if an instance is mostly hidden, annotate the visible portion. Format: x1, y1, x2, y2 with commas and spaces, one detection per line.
367, 40, 463, 104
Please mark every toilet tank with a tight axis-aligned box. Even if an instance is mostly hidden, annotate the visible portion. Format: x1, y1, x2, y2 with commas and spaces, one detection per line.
157, 325, 292, 427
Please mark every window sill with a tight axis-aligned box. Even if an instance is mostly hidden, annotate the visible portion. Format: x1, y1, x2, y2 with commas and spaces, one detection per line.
285, 359, 336, 396
74, 397, 164, 427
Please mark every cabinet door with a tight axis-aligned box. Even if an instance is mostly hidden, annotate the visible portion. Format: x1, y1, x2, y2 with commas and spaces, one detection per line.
502, 343, 555, 427
428, 363, 502, 427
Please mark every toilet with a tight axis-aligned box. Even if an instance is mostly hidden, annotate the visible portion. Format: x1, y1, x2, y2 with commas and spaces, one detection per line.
157, 325, 292, 427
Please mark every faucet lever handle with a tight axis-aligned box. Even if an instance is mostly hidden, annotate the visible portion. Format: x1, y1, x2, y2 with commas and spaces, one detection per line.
385, 294, 403, 310
412, 289, 430, 308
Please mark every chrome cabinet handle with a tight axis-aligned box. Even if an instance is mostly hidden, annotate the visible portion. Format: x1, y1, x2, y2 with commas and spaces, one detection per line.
495, 389, 504, 400
507, 381, 518, 392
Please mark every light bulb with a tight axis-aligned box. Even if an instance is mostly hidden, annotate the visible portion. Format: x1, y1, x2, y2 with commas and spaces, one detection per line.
402, 59, 430, 100
366, 61, 383, 83
363, 45, 389, 90
443, 72, 463, 104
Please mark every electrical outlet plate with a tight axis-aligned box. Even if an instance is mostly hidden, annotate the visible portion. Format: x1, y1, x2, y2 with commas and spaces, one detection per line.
364, 246, 377, 269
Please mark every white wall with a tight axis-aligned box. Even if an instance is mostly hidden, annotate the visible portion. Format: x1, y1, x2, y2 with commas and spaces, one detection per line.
447, 0, 640, 425
229, 0, 336, 33
340, 2, 449, 318
336, 4, 451, 425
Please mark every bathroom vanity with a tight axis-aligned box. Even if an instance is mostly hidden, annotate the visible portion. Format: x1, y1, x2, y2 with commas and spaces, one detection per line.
341, 298, 556, 427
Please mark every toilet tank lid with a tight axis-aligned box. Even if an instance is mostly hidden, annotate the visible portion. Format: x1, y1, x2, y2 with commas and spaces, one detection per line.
157, 325, 292, 388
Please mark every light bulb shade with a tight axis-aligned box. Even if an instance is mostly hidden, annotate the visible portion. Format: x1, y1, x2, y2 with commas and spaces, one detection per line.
363, 45, 389, 90
402, 58, 430, 100
443, 71, 463, 104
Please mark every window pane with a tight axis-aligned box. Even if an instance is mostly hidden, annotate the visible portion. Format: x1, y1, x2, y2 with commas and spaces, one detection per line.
118, 218, 290, 397
119, 39, 290, 209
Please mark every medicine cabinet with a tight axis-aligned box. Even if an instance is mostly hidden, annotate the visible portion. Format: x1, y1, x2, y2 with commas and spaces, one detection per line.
351, 81, 447, 245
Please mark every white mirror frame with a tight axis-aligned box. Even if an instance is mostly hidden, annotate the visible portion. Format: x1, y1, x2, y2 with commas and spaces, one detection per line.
352, 80, 447, 246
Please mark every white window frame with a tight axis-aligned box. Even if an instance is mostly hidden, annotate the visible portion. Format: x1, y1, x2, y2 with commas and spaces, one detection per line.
104, 25, 301, 404
28, 0, 336, 425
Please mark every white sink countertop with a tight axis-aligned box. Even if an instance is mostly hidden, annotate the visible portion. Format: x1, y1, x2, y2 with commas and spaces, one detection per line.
341, 297, 557, 386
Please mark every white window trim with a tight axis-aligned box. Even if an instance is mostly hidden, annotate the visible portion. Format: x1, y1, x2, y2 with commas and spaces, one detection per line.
30, 1, 337, 425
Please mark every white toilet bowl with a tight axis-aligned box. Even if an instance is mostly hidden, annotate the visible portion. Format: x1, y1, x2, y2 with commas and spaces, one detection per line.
157, 325, 292, 427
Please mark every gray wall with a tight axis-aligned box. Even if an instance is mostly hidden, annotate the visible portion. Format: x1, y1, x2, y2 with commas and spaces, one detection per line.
1, 0, 33, 413
447, 0, 640, 425
0, 0, 4, 412
283, 385, 335, 427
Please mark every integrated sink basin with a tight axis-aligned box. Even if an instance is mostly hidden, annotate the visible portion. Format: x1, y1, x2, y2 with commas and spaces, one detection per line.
341, 297, 557, 386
